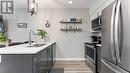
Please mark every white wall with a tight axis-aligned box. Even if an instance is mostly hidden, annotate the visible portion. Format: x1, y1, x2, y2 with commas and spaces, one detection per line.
6, 9, 30, 42
6, 8, 91, 60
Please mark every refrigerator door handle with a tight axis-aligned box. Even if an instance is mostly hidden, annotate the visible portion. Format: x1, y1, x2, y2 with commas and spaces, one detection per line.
114, 0, 121, 64
110, 2, 117, 63
101, 59, 121, 73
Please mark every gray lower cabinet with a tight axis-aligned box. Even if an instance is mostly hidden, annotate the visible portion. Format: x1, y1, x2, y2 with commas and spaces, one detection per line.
0, 43, 55, 73
33, 48, 48, 73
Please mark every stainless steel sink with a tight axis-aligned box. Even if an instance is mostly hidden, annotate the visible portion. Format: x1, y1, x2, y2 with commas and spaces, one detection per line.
27, 44, 46, 47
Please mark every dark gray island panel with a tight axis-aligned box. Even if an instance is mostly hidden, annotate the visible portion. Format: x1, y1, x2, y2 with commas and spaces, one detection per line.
0, 43, 56, 73
0, 55, 33, 73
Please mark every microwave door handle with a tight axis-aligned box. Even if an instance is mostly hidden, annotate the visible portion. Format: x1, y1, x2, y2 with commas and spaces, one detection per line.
99, 17, 101, 26
114, 0, 121, 64
110, 2, 117, 63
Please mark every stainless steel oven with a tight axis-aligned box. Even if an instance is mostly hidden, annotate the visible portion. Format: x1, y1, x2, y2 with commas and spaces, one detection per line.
85, 43, 96, 73
84, 43, 101, 73
85, 43, 96, 63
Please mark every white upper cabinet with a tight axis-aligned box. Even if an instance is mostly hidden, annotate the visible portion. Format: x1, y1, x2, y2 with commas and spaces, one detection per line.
89, 0, 115, 20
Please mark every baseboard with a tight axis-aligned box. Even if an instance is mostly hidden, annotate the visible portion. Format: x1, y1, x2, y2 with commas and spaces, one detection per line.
55, 58, 85, 61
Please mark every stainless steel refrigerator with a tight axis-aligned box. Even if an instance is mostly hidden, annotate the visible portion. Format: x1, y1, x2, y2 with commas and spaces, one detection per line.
101, 0, 130, 73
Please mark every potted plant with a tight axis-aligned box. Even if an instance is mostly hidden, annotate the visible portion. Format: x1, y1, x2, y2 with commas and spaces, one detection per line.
37, 29, 48, 43
0, 32, 8, 46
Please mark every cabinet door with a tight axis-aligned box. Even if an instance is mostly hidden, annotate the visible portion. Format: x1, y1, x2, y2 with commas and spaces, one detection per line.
33, 49, 48, 73
40, 49, 48, 73
47, 44, 55, 71
47, 46, 52, 71
50, 44, 54, 66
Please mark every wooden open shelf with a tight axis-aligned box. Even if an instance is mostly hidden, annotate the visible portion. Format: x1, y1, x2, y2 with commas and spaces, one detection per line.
60, 19, 82, 23
60, 21, 82, 23
60, 18, 82, 33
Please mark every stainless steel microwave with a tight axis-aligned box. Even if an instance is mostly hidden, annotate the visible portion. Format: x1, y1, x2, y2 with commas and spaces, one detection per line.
92, 16, 102, 30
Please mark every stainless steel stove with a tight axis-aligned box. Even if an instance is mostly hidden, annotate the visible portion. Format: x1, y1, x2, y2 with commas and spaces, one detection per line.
84, 42, 101, 73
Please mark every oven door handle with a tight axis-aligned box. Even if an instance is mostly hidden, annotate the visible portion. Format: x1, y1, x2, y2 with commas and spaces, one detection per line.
86, 44, 95, 49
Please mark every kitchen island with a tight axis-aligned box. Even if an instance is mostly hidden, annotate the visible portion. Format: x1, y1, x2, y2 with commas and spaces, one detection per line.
0, 41, 56, 73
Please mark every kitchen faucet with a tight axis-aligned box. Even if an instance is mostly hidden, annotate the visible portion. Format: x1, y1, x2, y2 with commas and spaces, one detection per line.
29, 30, 35, 45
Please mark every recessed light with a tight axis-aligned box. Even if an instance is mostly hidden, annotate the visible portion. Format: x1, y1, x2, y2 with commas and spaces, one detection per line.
68, 0, 73, 4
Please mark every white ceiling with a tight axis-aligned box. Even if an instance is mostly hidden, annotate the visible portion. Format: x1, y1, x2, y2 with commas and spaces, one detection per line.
15, 0, 96, 8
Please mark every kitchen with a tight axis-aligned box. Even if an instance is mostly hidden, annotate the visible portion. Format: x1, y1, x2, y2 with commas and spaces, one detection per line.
0, 0, 129, 73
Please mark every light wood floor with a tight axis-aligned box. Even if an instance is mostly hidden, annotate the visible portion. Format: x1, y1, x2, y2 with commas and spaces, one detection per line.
52, 61, 93, 73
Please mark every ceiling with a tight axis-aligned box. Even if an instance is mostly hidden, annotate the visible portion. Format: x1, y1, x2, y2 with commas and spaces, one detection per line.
15, 0, 96, 8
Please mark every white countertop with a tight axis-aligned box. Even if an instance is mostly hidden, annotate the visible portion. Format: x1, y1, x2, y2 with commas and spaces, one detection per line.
0, 41, 56, 55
